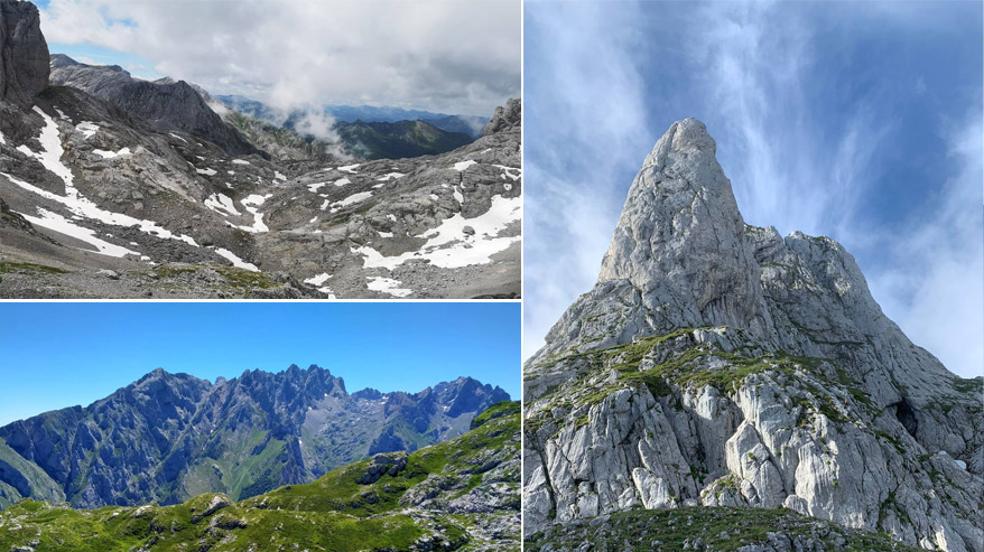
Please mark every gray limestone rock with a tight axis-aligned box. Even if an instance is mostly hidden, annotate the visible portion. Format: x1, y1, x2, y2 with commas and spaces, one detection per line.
0, 0, 47, 109
524, 118, 983, 551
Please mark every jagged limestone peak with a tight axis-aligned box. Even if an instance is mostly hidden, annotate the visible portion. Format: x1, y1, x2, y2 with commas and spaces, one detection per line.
597, 117, 775, 341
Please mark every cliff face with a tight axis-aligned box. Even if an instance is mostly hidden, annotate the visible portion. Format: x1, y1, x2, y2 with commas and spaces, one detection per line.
523, 118, 982, 551
0, 0, 47, 109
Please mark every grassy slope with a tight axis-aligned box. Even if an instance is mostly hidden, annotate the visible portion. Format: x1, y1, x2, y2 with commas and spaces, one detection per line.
0, 401, 520, 551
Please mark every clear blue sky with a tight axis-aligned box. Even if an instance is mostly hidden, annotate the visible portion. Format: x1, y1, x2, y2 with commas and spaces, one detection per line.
0, 302, 519, 426
524, 0, 983, 378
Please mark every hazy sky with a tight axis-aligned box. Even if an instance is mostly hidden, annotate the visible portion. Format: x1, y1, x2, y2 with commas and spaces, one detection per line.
0, 302, 520, 426
524, 0, 983, 378
34, 0, 520, 116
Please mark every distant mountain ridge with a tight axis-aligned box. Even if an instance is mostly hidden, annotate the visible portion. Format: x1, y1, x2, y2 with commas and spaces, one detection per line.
0, 364, 509, 509
216, 94, 489, 138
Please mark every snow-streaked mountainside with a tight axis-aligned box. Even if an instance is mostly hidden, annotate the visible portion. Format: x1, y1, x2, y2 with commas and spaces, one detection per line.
0, 364, 510, 509
523, 118, 982, 551
0, 0, 520, 298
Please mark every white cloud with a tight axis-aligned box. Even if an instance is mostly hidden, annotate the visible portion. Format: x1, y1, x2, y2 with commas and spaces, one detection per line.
523, 2, 651, 359
868, 114, 983, 378
39, 0, 520, 116
524, 1, 983, 379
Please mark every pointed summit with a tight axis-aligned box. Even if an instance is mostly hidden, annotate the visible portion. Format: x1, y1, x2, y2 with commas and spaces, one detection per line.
597, 118, 774, 339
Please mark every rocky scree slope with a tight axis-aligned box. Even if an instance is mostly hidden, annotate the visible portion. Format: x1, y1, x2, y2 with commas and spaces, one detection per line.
0, 1, 521, 298
522, 118, 982, 551
0, 401, 521, 552
0, 364, 509, 509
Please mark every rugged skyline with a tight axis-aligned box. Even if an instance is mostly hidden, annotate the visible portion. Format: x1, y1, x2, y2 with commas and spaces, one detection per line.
0, 302, 520, 426
524, 0, 983, 378
0, 363, 510, 508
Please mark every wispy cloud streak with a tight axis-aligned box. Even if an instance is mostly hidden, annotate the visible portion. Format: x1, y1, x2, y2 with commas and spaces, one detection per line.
524, 0, 982, 377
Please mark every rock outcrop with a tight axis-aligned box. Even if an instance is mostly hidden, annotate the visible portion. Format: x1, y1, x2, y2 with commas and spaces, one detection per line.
482, 97, 521, 136
523, 118, 982, 551
0, 0, 47, 109
0, 365, 510, 508
48, 55, 258, 156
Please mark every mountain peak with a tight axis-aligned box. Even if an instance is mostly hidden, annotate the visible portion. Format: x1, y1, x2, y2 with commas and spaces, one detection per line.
641, 117, 716, 171
595, 117, 772, 338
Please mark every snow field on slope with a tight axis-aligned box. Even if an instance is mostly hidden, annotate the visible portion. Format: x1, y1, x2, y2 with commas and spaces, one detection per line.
352, 194, 521, 270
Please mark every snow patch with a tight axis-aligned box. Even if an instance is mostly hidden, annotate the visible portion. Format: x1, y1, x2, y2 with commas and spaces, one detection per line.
307, 182, 326, 193
367, 276, 412, 298
231, 159, 250, 165
452, 159, 477, 171
238, 194, 272, 233
376, 172, 405, 182
169, 132, 188, 143
274, 170, 287, 181
331, 191, 372, 211
92, 147, 131, 159
76, 122, 99, 139
334, 177, 351, 187
196, 167, 217, 176
304, 273, 332, 286
204, 193, 241, 216
213, 247, 259, 272
338, 164, 360, 174
493, 164, 521, 181
352, 195, 521, 269
19, 207, 140, 258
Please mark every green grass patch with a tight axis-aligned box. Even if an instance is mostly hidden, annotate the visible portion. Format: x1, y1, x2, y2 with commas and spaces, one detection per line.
0, 260, 67, 274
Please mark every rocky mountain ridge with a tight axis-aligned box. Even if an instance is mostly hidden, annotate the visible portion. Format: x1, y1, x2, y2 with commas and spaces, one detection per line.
0, 364, 509, 509
48, 54, 259, 157
0, 0, 521, 298
523, 118, 982, 551
0, 401, 521, 551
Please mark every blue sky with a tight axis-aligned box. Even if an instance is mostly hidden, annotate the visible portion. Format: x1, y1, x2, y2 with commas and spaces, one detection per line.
524, 0, 983, 378
0, 302, 519, 426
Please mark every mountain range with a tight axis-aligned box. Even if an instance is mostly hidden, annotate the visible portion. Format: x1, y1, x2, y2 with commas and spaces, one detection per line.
215, 94, 489, 138
0, 401, 521, 551
522, 118, 982, 551
0, 364, 509, 510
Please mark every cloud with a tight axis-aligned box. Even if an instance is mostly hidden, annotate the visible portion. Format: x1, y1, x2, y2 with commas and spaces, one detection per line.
867, 114, 983, 377
688, 2, 982, 377
523, 1, 652, 359
39, 0, 520, 116
690, 1, 889, 239
524, 0, 983, 378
